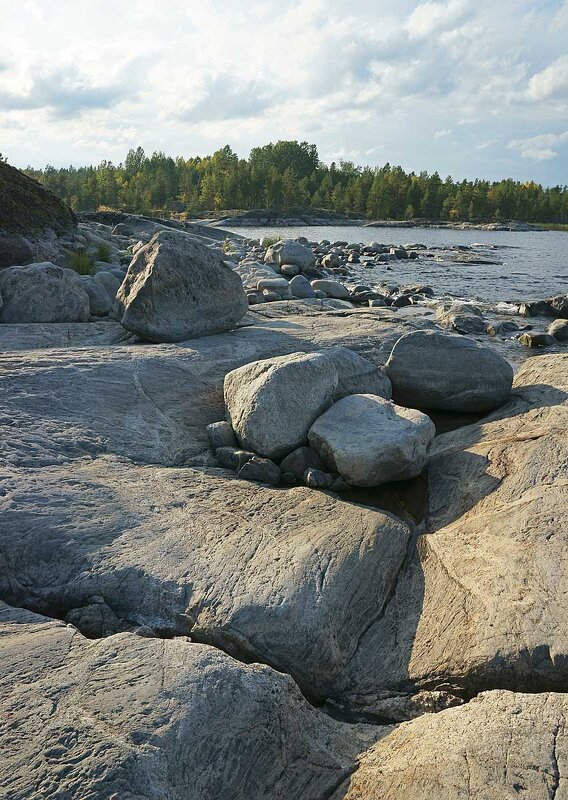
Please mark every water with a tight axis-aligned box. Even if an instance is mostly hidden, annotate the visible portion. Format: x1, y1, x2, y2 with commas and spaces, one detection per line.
225, 225, 568, 303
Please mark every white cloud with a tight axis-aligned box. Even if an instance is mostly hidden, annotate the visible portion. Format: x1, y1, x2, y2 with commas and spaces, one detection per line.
0, 0, 566, 183
405, 0, 470, 39
509, 131, 568, 161
526, 55, 568, 101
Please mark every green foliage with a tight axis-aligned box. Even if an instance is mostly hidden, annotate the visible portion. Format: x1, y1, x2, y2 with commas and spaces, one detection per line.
67, 250, 94, 275
22, 142, 568, 224
260, 235, 279, 247
95, 242, 112, 262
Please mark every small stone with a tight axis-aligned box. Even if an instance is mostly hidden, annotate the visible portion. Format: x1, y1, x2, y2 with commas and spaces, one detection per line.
206, 421, 237, 450
518, 332, 556, 348
281, 471, 299, 486
237, 456, 281, 485
279, 446, 325, 481
304, 468, 335, 489
310, 280, 349, 299
215, 447, 255, 471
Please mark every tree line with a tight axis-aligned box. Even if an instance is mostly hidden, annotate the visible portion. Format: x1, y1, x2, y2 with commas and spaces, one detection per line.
21, 141, 568, 223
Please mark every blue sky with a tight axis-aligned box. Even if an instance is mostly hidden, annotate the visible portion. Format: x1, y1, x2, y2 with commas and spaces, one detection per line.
0, 0, 567, 183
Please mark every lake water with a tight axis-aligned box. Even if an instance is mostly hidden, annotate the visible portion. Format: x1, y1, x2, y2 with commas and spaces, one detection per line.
225, 225, 568, 303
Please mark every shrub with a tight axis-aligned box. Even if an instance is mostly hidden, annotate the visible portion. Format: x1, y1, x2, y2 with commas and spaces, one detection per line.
95, 242, 112, 262
67, 250, 94, 275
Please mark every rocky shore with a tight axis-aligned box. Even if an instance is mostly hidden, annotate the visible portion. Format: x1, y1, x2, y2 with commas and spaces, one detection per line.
203, 208, 541, 232
1, 163, 568, 799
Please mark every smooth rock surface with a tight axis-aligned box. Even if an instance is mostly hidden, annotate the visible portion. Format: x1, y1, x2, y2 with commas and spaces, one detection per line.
309, 394, 435, 487
224, 352, 338, 459
339, 355, 568, 709
335, 691, 568, 800
265, 240, 315, 270
118, 229, 248, 342
385, 330, 514, 412
0, 602, 379, 800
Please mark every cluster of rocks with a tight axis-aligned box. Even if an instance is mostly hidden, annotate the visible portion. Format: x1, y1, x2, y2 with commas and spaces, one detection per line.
2, 163, 568, 799
207, 332, 513, 491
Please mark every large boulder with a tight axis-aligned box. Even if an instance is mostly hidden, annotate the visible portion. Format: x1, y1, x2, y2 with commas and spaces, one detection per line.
323, 346, 392, 401
520, 294, 568, 319
0, 262, 90, 323
117, 229, 248, 342
384, 330, 513, 412
336, 690, 568, 800
311, 279, 350, 299
309, 394, 435, 487
265, 240, 315, 270
0, 232, 34, 270
0, 603, 379, 800
224, 351, 339, 459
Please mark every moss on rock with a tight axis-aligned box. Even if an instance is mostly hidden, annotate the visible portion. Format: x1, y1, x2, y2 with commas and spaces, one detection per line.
0, 160, 75, 236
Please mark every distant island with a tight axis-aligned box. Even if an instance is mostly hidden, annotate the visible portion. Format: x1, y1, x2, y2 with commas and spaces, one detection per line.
18, 140, 568, 226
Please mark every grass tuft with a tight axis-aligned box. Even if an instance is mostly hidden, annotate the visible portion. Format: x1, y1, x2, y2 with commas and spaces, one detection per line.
67, 250, 94, 275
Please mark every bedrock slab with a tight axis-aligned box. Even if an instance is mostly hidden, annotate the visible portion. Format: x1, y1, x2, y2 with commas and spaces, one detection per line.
334, 690, 568, 800
0, 602, 379, 800
337, 354, 568, 711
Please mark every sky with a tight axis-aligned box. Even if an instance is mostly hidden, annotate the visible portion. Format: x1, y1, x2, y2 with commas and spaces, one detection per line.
0, 0, 567, 184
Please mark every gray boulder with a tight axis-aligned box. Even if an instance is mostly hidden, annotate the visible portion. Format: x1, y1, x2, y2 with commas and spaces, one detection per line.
0, 233, 34, 269
436, 304, 488, 335
206, 420, 238, 450
224, 352, 338, 459
81, 275, 113, 316
257, 277, 293, 299
237, 455, 281, 485
279, 446, 325, 481
518, 331, 556, 347
549, 318, 568, 341
0, 262, 90, 323
311, 279, 349, 299
93, 269, 121, 299
309, 394, 435, 487
323, 346, 392, 401
117, 229, 248, 342
265, 240, 315, 270
384, 330, 513, 412
290, 274, 317, 298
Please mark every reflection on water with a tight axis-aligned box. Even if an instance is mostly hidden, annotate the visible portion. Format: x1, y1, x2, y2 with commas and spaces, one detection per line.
225, 225, 568, 303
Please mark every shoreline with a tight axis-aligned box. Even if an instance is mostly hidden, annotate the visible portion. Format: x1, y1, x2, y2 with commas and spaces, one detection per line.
206, 214, 544, 232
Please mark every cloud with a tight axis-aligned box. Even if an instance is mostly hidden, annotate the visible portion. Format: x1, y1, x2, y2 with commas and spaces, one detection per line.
0, 67, 128, 117
526, 55, 568, 101
434, 128, 453, 138
406, 0, 470, 39
174, 74, 276, 123
508, 131, 568, 160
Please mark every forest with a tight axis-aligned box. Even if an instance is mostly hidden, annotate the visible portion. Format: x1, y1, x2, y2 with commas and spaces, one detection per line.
20, 140, 568, 223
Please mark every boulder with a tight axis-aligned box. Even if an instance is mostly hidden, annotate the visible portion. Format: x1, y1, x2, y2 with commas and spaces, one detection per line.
322, 346, 392, 401
117, 229, 248, 342
290, 274, 317, 298
224, 352, 338, 459
309, 394, 435, 487
549, 318, 568, 341
0, 603, 378, 800
234, 261, 279, 289
81, 275, 113, 316
519, 331, 556, 348
520, 294, 568, 319
0, 262, 90, 323
93, 269, 121, 300
237, 455, 281, 485
206, 420, 238, 450
436, 304, 488, 335
265, 240, 315, 270
257, 277, 293, 299
337, 691, 568, 800
279, 446, 325, 481
384, 330, 513, 412
311, 279, 349, 299
0, 233, 34, 269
